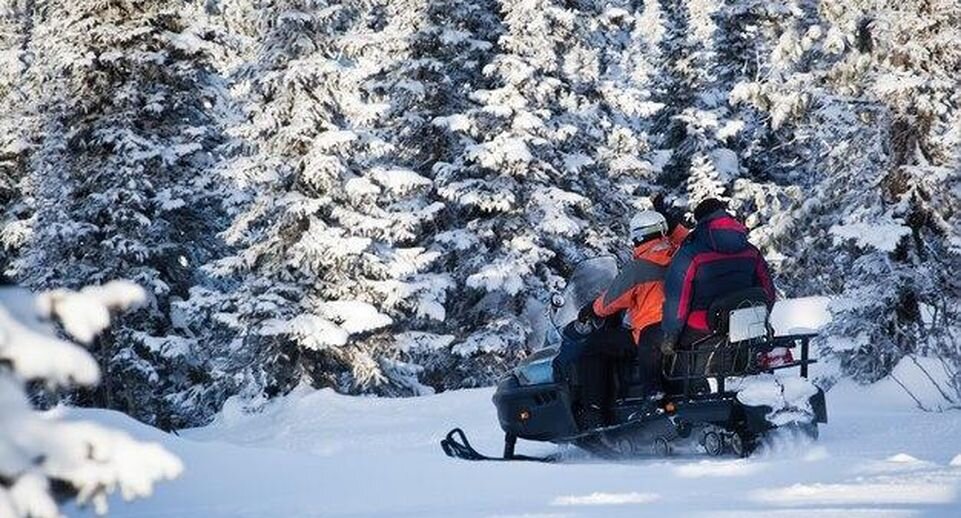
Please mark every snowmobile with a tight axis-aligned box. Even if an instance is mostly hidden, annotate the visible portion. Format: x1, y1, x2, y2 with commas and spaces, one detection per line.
441, 256, 827, 461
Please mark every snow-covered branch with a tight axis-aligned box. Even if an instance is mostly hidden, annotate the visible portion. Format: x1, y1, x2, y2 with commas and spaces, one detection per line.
0, 282, 181, 517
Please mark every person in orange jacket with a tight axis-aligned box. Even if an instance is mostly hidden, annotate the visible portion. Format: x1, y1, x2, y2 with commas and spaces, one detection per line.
572, 207, 688, 426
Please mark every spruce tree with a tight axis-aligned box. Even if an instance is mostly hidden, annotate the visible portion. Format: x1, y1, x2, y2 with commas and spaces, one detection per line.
729, 0, 961, 390
5, 0, 229, 427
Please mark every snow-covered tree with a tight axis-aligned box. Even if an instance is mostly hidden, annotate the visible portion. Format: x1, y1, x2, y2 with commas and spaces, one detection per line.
0, 280, 181, 517
731, 0, 961, 388
0, 1, 34, 270
426, 0, 675, 387
0, 0, 957, 422
4, 0, 230, 427
190, 0, 464, 408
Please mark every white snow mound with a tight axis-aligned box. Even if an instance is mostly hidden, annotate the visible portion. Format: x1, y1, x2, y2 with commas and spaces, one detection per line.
886, 453, 921, 463
736, 374, 819, 426
551, 492, 659, 506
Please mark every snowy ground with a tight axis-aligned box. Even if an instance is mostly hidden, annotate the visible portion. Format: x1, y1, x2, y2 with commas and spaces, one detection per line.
65, 297, 961, 516
69, 367, 961, 518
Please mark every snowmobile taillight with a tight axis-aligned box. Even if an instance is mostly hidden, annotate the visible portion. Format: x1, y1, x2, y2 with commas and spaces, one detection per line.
518, 409, 531, 421
758, 347, 794, 369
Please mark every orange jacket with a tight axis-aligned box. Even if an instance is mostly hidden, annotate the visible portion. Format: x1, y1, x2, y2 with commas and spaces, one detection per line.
592, 225, 689, 344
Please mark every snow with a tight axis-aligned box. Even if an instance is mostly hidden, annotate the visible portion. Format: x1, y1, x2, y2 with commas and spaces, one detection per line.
672, 459, 766, 478
434, 229, 479, 251
262, 314, 348, 350
321, 300, 393, 334
344, 177, 381, 197
735, 374, 820, 426
36, 280, 147, 344
531, 187, 587, 236
369, 167, 431, 194
259, 301, 395, 351
467, 259, 529, 295
824, 332, 869, 352
155, 189, 186, 210
550, 492, 659, 506
0, 283, 147, 386
0, 301, 100, 386
437, 179, 517, 212
749, 482, 956, 506
466, 137, 533, 168
48, 418, 184, 507
861, 355, 959, 411
562, 152, 594, 173
314, 129, 359, 149
771, 297, 831, 335
717, 119, 746, 139
886, 453, 921, 463
394, 332, 455, 353
0, 284, 180, 517
830, 222, 911, 252
432, 114, 472, 133
710, 148, 740, 181
66, 376, 961, 518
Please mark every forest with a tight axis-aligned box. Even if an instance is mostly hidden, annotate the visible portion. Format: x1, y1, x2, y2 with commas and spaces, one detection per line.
0, 0, 959, 433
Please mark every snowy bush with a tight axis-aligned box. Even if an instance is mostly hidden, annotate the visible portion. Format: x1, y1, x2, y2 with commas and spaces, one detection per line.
0, 281, 181, 516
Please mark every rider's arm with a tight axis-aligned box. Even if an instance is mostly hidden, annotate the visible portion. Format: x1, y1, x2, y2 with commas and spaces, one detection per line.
661, 248, 694, 339
592, 273, 636, 318
592, 260, 663, 318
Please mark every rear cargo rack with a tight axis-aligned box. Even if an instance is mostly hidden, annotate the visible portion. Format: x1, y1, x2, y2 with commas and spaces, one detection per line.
662, 333, 818, 397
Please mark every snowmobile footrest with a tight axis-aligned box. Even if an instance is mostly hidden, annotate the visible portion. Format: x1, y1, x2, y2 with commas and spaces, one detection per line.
440, 428, 555, 462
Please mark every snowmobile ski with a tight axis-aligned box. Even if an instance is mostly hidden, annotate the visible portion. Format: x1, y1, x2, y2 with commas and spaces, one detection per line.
440, 428, 556, 462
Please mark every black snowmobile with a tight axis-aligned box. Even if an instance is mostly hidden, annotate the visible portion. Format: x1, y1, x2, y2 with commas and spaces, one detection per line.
441, 257, 827, 461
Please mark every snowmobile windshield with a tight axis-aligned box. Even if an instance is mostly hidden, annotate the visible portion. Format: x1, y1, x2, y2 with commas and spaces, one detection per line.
553, 256, 618, 329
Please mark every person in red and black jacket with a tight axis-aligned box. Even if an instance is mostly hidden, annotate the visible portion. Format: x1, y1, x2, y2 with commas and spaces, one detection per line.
660, 198, 775, 355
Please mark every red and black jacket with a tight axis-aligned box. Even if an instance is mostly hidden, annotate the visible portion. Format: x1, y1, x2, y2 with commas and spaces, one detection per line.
661, 210, 774, 340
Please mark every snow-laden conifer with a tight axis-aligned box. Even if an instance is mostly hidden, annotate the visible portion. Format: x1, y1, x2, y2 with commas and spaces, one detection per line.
3, 0, 230, 427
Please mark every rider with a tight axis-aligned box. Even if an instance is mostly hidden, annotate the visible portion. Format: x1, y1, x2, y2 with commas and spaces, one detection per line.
573, 206, 688, 426
659, 198, 776, 381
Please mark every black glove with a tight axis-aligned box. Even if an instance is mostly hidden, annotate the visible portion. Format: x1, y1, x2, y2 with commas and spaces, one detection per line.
577, 303, 597, 323
651, 192, 668, 212
660, 333, 678, 356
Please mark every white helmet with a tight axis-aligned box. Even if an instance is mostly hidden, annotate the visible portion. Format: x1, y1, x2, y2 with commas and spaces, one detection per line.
629, 210, 668, 244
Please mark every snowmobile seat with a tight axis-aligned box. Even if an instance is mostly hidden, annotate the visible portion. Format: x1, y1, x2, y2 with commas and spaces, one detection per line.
662, 288, 772, 394
680, 287, 771, 379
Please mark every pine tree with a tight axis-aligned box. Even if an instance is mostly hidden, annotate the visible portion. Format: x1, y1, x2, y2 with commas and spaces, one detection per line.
5, 0, 229, 427
427, 0, 673, 387
192, 0, 466, 410
0, 0, 957, 422
0, 1, 34, 270
730, 0, 961, 389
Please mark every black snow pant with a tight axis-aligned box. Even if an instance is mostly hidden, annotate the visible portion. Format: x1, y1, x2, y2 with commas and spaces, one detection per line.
577, 325, 635, 421
633, 325, 665, 396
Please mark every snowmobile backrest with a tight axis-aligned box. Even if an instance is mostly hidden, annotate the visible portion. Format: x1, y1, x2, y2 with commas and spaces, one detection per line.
707, 287, 770, 338
728, 306, 769, 343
